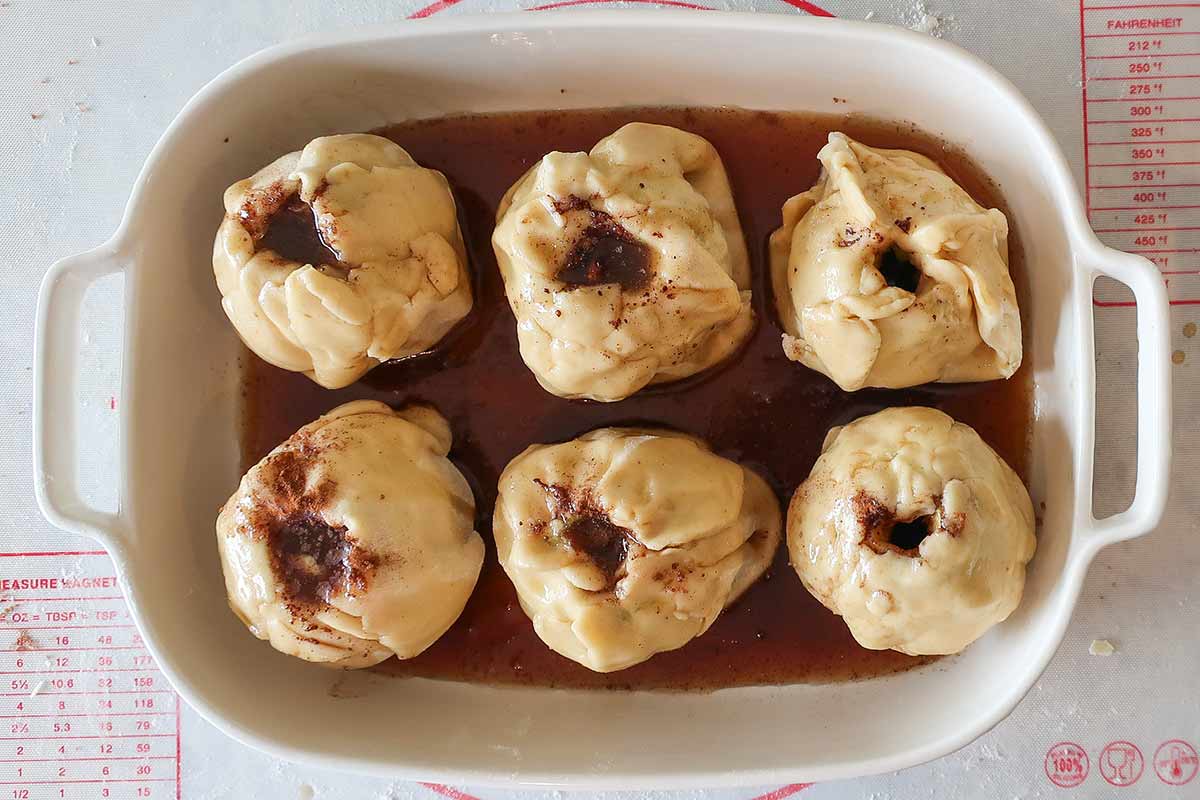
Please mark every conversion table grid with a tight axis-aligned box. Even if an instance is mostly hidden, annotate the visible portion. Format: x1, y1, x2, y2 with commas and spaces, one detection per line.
1081, 0, 1200, 306
0, 553, 180, 799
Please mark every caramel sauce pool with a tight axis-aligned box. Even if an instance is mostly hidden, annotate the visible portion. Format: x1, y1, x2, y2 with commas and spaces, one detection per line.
240, 107, 1032, 691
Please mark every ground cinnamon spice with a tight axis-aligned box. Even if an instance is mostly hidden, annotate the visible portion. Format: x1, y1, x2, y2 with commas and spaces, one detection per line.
243, 436, 372, 609
533, 479, 633, 586
555, 204, 652, 291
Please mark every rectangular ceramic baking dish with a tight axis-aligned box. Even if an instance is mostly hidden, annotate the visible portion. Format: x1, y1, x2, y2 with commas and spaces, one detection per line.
34, 12, 1172, 788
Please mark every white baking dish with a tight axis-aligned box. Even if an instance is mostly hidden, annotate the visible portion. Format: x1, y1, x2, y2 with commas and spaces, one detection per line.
34, 12, 1172, 788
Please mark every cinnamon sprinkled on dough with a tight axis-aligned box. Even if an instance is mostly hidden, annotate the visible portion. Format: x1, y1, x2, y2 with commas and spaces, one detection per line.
556, 207, 652, 292
939, 509, 967, 537
550, 194, 592, 214
269, 513, 365, 606
236, 181, 291, 240
239, 433, 372, 609
836, 225, 865, 248
854, 491, 900, 555
534, 479, 633, 586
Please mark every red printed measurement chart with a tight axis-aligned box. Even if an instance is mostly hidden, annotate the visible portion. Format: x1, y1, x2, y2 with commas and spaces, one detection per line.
0, 552, 180, 799
1081, 1, 1200, 307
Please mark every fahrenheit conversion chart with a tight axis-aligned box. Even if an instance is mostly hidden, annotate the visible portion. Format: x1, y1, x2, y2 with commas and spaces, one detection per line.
1081, 1, 1200, 307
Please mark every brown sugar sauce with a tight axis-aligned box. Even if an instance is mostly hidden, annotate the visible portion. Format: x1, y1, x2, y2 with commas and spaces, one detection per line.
240, 107, 1032, 690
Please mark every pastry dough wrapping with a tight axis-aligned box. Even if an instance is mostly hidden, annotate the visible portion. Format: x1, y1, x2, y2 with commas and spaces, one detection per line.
786, 407, 1035, 655
769, 133, 1021, 391
214, 134, 472, 389
494, 427, 781, 672
216, 400, 484, 668
493, 123, 753, 401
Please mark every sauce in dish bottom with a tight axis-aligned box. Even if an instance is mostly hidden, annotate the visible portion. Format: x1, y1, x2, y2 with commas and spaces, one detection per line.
239, 106, 1032, 691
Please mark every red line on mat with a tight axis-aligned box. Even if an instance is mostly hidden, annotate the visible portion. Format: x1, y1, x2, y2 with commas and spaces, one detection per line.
421, 784, 483, 800
1085, 31, 1199, 38
779, 0, 834, 15
1094, 158, 1200, 165
1089, 96, 1200, 102
1093, 204, 1200, 209
1090, 74, 1200, 80
1094, 225, 1200, 231
1080, 0, 1092, 213
0, 779, 175, 786
0, 625, 136, 631
0, 712, 175, 719
1091, 183, 1200, 188
411, 0, 831, 17
0, 668, 156, 675
749, 784, 815, 800
1084, 2, 1200, 8
0, 756, 176, 763
408, 0, 467, 17
1094, 298, 1200, 306
1115, 248, 1200, 252
0, 690, 174, 697
0, 646, 146, 653
1087, 52, 1200, 59
0, 596, 125, 603
421, 782, 813, 800
0, 551, 105, 558
1091, 141, 1200, 146
526, 0, 711, 10
175, 694, 182, 800
1091, 117, 1200, 123
1090, 161, 1200, 167
0, 734, 173, 741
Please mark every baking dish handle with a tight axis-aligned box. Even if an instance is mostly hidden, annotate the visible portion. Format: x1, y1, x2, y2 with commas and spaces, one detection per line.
34, 242, 126, 546
1085, 246, 1172, 546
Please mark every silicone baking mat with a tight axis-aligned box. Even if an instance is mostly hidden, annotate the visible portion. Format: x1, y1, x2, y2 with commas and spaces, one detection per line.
2, 1, 1197, 797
